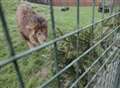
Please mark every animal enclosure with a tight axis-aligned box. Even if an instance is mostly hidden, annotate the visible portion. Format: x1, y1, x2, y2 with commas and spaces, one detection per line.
0, 0, 120, 88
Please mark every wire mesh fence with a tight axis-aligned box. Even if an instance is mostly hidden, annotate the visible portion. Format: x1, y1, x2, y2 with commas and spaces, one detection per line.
0, 0, 120, 88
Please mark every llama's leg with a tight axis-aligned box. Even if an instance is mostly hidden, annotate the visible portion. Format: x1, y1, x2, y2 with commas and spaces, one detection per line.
27, 41, 34, 48
29, 33, 38, 46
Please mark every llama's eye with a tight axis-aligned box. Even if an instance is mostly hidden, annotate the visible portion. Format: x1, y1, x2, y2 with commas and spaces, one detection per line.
38, 32, 41, 35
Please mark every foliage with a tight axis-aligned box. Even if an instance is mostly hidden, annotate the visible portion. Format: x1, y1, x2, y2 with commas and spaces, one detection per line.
49, 28, 98, 87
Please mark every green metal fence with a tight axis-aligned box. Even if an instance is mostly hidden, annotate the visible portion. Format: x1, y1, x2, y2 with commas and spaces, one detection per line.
0, 0, 120, 88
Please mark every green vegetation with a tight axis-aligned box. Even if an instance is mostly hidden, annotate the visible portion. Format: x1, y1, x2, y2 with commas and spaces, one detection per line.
0, 0, 113, 88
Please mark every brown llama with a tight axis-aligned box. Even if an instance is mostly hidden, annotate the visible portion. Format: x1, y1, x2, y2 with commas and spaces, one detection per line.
16, 1, 48, 48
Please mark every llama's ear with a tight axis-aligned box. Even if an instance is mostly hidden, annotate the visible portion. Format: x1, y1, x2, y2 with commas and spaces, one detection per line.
42, 21, 47, 27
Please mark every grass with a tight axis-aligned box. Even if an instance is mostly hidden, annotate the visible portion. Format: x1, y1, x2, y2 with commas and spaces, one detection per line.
0, 0, 111, 88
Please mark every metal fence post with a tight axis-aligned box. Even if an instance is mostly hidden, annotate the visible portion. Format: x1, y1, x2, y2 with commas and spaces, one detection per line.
101, 0, 105, 19
48, 0, 60, 88
0, 2, 24, 88
92, 0, 96, 31
76, 0, 80, 54
74, 0, 80, 88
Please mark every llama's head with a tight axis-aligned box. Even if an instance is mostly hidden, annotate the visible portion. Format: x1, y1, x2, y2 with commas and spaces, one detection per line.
27, 22, 48, 46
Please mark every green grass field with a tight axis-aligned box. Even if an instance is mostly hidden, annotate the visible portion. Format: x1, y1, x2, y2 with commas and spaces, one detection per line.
0, 0, 110, 88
